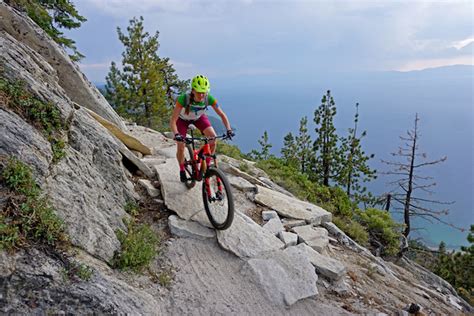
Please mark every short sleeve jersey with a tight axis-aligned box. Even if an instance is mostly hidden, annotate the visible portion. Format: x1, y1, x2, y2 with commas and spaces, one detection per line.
176, 92, 217, 121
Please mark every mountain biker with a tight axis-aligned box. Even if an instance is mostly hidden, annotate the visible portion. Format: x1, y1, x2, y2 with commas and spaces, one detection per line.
170, 74, 235, 182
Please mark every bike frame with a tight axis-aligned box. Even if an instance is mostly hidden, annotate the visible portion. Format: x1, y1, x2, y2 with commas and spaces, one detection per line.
184, 129, 224, 198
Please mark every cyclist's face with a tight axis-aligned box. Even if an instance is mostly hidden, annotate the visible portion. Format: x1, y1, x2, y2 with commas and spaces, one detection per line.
192, 89, 206, 102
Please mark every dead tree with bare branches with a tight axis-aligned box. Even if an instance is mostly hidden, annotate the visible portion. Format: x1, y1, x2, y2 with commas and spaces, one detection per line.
381, 113, 454, 242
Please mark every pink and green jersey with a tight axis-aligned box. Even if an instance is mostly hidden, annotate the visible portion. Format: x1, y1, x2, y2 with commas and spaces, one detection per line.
176, 92, 218, 121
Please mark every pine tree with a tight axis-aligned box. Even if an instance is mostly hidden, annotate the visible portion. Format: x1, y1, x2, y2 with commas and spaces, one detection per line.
104, 16, 175, 130
295, 116, 313, 174
312, 90, 342, 186
338, 103, 377, 203
251, 131, 272, 160
281, 132, 298, 168
6, 0, 86, 61
159, 57, 189, 106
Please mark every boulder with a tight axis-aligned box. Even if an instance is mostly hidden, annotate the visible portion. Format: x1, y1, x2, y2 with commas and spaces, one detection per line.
242, 246, 318, 306
292, 225, 329, 253
226, 174, 256, 192
168, 215, 216, 240
278, 231, 298, 247
281, 218, 307, 229
296, 244, 346, 281
138, 179, 160, 198
255, 185, 332, 224
154, 158, 205, 220
263, 218, 284, 236
262, 210, 279, 221
217, 212, 284, 258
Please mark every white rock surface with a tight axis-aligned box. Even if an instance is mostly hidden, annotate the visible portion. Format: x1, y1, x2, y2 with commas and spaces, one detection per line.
296, 244, 346, 281
278, 231, 298, 247
262, 210, 279, 221
292, 225, 329, 253
255, 185, 332, 224
138, 179, 160, 198
217, 213, 284, 258
226, 174, 256, 192
168, 215, 216, 240
263, 218, 284, 235
154, 159, 205, 220
242, 246, 319, 306
281, 218, 307, 229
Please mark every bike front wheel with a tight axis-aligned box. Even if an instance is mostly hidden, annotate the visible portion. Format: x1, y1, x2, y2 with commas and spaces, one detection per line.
202, 167, 234, 230
184, 145, 196, 189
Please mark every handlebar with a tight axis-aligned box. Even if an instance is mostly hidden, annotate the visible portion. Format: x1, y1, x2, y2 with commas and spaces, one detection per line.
177, 134, 231, 145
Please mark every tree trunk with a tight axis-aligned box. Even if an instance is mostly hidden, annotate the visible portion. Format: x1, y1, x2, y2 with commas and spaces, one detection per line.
403, 115, 418, 238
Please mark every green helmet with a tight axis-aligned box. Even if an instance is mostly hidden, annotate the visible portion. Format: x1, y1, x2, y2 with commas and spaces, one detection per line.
191, 74, 210, 93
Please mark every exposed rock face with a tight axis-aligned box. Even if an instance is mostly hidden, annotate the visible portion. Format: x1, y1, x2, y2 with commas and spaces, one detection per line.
0, 109, 52, 183
44, 109, 135, 261
1, 4, 137, 262
0, 3, 125, 129
0, 250, 161, 314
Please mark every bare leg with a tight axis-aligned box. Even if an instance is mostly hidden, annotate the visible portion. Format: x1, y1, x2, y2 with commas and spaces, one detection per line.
176, 142, 185, 164
203, 126, 217, 153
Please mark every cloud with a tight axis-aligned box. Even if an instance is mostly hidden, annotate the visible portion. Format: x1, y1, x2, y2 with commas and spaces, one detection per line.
452, 37, 474, 50
83, 0, 254, 17
74, 0, 474, 79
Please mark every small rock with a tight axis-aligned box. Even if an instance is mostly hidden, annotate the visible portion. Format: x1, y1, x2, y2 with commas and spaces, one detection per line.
138, 179, 160, 198
278, 231, 298, 247
262, 210, 279, 221
331, 279, 350, 297
263, 218, 285, 236
292, 225, 329, 253
153, 198, 164, 204
281, 218, 307, 229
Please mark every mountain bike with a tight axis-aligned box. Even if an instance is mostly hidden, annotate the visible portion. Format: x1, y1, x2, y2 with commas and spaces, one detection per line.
178, 128, 234, 230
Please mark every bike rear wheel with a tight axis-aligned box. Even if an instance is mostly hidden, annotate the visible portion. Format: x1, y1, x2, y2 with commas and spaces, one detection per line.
202, 167, 234, 230
184, 145, 196, 189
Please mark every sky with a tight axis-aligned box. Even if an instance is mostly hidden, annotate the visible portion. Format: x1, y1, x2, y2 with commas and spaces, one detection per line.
66, 0, 474, 84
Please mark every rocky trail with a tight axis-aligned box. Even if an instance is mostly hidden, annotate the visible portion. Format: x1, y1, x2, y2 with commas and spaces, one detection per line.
1, 2, 471, 313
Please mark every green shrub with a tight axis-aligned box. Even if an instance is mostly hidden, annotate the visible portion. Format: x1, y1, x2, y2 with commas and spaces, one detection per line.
124, 200, 139, 217
256, 157, 316, 201
216, 142, 246, 160
51, 138, 66, 163
0, 78, 66, 163
75, 263, 94, 281
333, 216, 369, 246
62, 262, 94, 282
356, 208, 402, 256
0, 157, 68, 250
238, 161, 250, 173
313, 186, 354, 219
256, 157, 356, 219
113, 219, 159, 272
